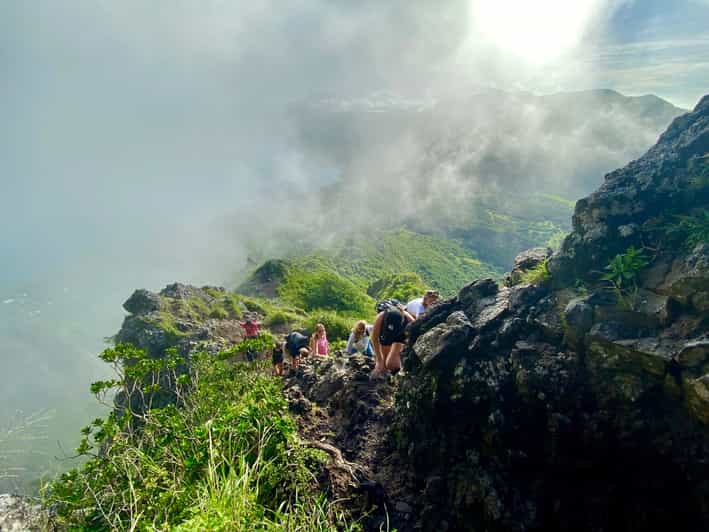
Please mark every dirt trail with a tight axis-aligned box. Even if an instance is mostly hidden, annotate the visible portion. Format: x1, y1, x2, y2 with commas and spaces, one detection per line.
282, 354, 416, 531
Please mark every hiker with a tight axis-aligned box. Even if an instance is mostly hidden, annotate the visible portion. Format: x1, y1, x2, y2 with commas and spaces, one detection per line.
371, 303, 415, 375
239, 316, 261, 361
405, 290, 440, 319
272, 340, 285, 377
310, 323, 329, 357
285, 331, 310, 369
346, 320, 373, 357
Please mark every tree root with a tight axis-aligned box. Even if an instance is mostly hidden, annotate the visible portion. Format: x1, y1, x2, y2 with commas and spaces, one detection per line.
306, 440, 369, 483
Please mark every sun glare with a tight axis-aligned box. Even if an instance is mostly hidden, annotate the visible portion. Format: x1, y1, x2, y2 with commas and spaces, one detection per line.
473, 0, 600, 64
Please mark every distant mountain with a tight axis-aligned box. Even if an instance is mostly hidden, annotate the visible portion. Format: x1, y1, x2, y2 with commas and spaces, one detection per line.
273, 89, 687, 271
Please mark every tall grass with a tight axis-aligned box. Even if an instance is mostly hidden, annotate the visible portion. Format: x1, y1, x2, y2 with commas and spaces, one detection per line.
42, 346, 358, 530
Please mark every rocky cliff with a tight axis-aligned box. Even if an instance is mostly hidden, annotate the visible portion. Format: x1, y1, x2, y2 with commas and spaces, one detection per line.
283, 96, 709, 531
390, 96, 709, 531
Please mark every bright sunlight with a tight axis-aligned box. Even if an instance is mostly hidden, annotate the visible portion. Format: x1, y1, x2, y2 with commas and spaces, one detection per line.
473, 0, 602, 64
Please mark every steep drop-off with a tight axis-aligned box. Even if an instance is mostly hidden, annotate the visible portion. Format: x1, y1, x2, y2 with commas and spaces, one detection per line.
284, 97, 709, 531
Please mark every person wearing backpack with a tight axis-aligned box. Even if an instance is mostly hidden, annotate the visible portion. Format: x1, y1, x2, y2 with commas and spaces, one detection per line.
285, 331, 310, 369
346, 320, 373, 357
371, 303, 415, 375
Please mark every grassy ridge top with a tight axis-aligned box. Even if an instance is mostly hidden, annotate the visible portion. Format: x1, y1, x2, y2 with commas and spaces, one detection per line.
239, 228, 501, 308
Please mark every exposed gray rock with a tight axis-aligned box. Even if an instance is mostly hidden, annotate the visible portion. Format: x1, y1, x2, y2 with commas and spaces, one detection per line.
564, 297, 594, 333
393, 95, 709, 532
457, 278, 498, 308
412, 311, 473, 369
160, 282, 204, 300
123, 289, 161, 314
505, 247, 552, 286
656, 244, 709, 311
675, 338, 709, 368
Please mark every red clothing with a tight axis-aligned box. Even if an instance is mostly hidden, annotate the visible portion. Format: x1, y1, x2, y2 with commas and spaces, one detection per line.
240, 321, 260, 338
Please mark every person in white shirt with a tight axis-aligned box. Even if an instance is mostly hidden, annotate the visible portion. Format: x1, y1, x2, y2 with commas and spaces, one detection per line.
405, 290, 440, 319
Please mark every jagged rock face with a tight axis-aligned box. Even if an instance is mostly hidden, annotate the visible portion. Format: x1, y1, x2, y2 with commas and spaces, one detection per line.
395, 96, 709, 532
116, 284, 245, 357
550, 96, 709, 285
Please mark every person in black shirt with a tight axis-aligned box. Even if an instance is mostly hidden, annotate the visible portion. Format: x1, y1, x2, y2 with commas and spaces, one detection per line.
371, 303, 415, 376
285, 331, 310, 369
272, 340, 285, 376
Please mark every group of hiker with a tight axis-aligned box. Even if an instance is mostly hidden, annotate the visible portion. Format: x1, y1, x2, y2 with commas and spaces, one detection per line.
238, 289, 441, 378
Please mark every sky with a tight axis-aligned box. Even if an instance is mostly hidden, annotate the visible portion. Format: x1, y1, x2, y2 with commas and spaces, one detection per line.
0, 0, 708, 489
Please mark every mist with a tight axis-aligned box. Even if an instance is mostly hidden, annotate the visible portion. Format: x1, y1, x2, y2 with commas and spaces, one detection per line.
1, 0, 708, 491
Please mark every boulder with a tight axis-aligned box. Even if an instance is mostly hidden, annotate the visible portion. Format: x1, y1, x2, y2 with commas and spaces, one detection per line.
505, 247, 552, 286
123, 289, 161, 314
412, 311, 473, 369
564, 296, 594, 333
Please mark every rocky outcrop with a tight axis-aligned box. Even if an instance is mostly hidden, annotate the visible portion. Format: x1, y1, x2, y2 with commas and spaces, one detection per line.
116, 284, 247, 358
550, 95, 709, 286
389, 97, 709, 531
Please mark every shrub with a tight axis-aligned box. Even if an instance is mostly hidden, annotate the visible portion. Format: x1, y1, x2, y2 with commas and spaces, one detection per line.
210, 307, 228, 319
219, 332, 276, 359
302, 312, 354, 342
367, 272, 427, 302
241, 297, 268, 315
279, 268, 372, 315
264, 310, 299, 328
222, 294, 244, 319
519, 259, 551, 285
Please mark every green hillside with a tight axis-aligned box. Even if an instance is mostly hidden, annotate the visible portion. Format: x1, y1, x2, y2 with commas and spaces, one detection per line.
238, 227, 501, 311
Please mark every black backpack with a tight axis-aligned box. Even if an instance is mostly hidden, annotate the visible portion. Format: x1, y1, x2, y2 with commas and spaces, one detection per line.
375, 298, 402, 313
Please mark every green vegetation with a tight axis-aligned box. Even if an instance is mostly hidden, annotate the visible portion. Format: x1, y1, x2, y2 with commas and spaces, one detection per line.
239, 228, 502, 307
263, 309, 301, 328
279, 267, 373, 316
519, 259, 551, 285
367, 272, 428, 302
688, 153, 709, 189
676, 209, 709, 248
602, 246, 649, 309
546, 231, 568, 251
220, 332, 276, 359
43, 344, 356, 531
302, 311, 356, 342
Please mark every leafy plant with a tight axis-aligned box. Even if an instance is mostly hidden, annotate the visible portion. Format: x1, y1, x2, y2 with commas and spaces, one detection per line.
220, 332, 276, 359
519, 259, 551, 285
602, 246, 649, 309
